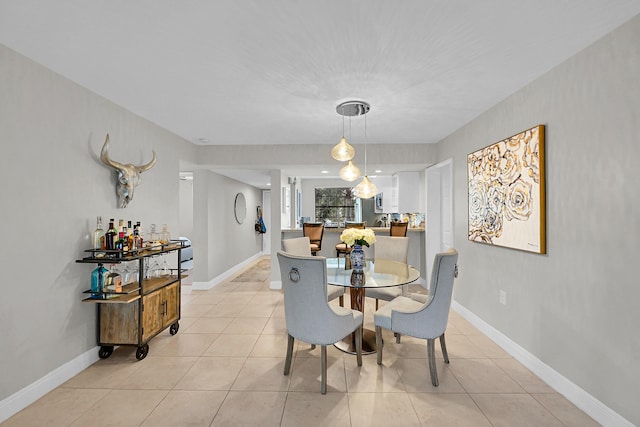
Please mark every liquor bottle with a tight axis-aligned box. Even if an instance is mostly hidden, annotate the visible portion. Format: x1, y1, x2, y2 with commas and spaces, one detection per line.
136, 221, 144, 248
132, 225, 142, 251
105, 218, 117, 250
122, 228, 130, 252
105, 264, 122, 293
115, 231, 126, 253
161, 224, 170, 244
149, 223, 158, 246
92, 216, 105, 250
90, 264, 108, 298
126, 221, 133, 246
129, 224, 137, 252
117, 219, 125, 250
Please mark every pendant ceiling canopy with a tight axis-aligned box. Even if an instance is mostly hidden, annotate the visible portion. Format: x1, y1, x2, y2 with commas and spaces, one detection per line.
336, 101, 370, 117
332, 100, 378, 198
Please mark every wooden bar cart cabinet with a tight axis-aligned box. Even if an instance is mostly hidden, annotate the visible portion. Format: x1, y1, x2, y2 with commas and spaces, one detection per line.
76, 241, 189, 360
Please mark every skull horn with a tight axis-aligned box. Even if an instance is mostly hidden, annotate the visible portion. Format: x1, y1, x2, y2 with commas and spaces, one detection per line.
100, 134, 124, 170
100, 133, 157, 171
135, 150, 157, 173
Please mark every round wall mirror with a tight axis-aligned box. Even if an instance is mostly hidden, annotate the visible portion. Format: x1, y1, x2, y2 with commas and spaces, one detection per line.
234, 192, 247, 224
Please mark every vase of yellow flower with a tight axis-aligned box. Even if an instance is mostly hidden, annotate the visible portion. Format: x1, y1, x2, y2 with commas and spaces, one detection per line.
339, 228, 376, 273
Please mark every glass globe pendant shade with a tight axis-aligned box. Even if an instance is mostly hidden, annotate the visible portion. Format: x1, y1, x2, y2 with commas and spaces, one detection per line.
354, 175, 378, 199
331, 137, 355, 161
339, 160, 361, 182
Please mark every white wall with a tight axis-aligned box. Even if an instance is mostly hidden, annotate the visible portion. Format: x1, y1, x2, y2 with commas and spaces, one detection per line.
438, 15, 640, 425
179, 178, 194, 238
0, 44, 191, 402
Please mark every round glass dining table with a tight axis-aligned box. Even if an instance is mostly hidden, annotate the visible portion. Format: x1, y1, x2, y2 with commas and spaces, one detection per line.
326, 257, 420, 354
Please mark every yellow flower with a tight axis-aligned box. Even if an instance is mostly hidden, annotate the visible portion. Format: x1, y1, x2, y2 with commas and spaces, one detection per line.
340, 228, 376, 247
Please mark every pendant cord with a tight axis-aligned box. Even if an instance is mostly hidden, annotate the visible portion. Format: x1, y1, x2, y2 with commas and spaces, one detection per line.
364, 113, 368, 176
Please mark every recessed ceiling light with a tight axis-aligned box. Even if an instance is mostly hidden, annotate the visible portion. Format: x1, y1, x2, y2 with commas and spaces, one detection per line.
266, 182, 271, 186
375, 169, 382, 174
321, 170, 329, 174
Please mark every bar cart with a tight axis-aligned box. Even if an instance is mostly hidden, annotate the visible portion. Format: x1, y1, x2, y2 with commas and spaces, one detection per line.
76, 240, 189, 360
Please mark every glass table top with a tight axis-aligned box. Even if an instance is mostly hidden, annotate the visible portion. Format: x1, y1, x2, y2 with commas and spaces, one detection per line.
326, 257, 420, 288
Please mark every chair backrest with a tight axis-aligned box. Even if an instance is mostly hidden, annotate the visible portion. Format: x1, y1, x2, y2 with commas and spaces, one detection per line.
389, 221, 408, 237
345, 222, 365, 229
302, 222, 324, 250
282, 237, 312, 256
391, 248, 458, 339
374, 236, 409, 263
277, 251, 355, 344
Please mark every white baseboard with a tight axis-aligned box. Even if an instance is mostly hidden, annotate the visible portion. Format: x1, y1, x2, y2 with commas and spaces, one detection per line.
452, 301, 634, 427
0, 347, 99, 423
270, 280, 282, 290
192, 252, 264, 290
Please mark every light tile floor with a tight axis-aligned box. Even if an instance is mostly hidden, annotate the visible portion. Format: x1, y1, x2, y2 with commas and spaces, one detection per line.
3, 257, 599, 426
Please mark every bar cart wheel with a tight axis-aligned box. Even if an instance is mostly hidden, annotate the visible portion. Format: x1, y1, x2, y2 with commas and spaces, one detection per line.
135, 344, 149, 360
169, 322, 179, 335
99, 346, 114, 359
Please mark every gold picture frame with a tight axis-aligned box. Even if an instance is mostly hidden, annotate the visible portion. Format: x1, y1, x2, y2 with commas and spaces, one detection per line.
467, 125, 546, 254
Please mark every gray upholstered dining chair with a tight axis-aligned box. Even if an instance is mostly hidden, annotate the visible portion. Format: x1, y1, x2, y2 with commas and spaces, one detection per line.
277, 251, 363, 394
374, 248, 458, 387
282, 237, 345, 306
365, 236, 410, 309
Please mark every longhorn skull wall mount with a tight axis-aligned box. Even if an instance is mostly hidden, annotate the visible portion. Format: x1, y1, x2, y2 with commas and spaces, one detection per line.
100, 134, 157, 208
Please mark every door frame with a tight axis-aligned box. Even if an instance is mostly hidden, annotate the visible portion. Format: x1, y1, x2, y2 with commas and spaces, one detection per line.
262, 190, 271, 254
424, 158, 454, 285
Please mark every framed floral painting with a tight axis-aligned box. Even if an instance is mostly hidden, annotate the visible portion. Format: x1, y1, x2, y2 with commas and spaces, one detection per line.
467, 125, 546, 254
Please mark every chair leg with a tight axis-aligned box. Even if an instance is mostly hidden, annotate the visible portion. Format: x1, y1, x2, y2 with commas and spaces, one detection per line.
339, 295, 344, 307
375, 326, 383, 365
311, 344, 316, 350
321, 345, 327, 394
427, 338, 439, 386
284, 334, 294, 375
439, 333, 449, 363
395, 333, 401, 344
355, 327, 363, 366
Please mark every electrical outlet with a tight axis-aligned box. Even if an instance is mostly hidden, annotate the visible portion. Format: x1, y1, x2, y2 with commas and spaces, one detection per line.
499, 290, 507, 305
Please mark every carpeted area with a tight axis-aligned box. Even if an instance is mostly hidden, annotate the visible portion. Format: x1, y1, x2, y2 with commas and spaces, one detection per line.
231, 258, 271, 282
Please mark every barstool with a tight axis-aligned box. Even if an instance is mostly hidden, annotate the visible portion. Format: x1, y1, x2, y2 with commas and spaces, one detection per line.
335, 222, 366, 258
390, 221, 409, 237
302, 222, 324, 255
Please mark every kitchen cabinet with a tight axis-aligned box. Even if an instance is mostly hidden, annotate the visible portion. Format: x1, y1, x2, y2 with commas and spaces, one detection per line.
76, 241, 188, 360
392, 171, 421, 213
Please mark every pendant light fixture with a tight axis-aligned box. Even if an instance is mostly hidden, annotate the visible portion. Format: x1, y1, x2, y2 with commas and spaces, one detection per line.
335, 100, 370, 183
331, 105, 355, 161
353, 109, 378, 199
339, 160, 361, 181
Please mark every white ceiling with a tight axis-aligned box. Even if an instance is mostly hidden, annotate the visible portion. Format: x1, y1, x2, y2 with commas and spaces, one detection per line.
2, 1, 639, 188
